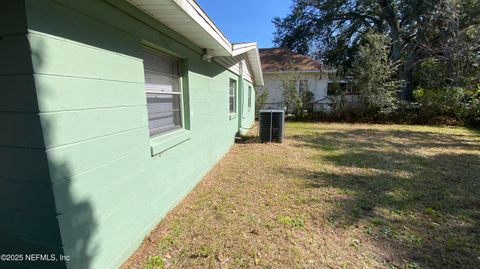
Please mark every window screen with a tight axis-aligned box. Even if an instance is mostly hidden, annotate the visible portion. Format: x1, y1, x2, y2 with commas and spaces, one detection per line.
229, 79, 237, 113
143, 47, 182, 137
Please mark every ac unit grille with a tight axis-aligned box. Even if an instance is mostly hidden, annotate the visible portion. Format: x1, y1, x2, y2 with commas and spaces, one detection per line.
259, 110, 285, 143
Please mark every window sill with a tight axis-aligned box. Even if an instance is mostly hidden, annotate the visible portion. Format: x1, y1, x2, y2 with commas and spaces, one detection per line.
150, 129, 191, 156
229, 113, 237, 120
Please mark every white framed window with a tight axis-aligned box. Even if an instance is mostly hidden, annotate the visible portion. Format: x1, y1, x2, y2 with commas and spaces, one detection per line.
229, 79, 237, 113
142, 47, 182, 137
299, 80, 308, 92
248, 86, 252, 109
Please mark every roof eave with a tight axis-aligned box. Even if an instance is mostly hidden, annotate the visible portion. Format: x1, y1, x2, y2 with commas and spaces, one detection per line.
127, 0, 232, 56
232, 42, 258, 56
235, 44, 264, 86
170, 0, 232, 55
127, 0, 264, 86
262, 69, 334, 74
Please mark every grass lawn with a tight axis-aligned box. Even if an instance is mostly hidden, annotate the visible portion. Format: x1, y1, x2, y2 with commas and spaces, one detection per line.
122, 122, 480, 269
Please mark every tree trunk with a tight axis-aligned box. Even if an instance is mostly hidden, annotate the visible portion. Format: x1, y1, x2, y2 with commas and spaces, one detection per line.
398, 47, 417, 101
379, 0, 401, 62
399, 66, 413, 101
380, 0, 410, 100
399, 25, 425, 101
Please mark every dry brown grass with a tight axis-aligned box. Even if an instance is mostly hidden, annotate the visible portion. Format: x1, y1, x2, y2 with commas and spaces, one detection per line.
122, 122, 480, 269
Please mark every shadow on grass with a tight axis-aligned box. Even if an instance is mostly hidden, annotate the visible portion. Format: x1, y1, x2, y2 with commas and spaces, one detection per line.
290, 129, 480, 151
287, 127, 480, 268
467, 125, 480, 134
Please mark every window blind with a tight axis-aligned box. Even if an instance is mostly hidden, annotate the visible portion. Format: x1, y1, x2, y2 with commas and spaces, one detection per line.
143, 48, 182, 137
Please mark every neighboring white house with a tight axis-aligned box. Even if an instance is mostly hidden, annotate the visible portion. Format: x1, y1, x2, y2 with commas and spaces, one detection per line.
258, 48, 356, 112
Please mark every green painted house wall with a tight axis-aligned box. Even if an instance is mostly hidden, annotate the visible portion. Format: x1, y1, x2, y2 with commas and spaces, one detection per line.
0, 0, 256, 268
0, 2, 67, 268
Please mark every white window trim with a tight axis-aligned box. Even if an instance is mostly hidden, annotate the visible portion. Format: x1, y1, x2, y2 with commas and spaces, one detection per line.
143, 46, 184, 138
229, 79, 237, 114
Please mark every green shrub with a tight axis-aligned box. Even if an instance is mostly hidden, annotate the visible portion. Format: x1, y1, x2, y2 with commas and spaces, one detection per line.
352, 32, 400, 117
282, 83, 314, 118
414, 87, 466, 118
255, 89, 269, 116
414, 86, 480, 124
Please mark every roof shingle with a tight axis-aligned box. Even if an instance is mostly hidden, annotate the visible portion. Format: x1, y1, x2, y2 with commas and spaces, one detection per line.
259, 48, 330, 73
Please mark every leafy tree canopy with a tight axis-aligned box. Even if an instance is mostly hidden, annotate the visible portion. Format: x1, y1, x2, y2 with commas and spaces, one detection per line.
273, 0, 480, 100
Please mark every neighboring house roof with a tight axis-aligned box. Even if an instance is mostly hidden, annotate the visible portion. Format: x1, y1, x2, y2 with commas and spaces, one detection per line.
126, 0, 264, 86
259, 48, 333, 73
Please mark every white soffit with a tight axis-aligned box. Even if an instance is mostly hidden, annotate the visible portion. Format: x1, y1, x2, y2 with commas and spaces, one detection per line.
127, 0, 264, 85
232, 42, 257, 56
127, 0, 232, 56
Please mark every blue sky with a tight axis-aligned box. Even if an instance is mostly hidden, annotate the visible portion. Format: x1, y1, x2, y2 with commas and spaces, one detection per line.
195, 0, 292, 48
